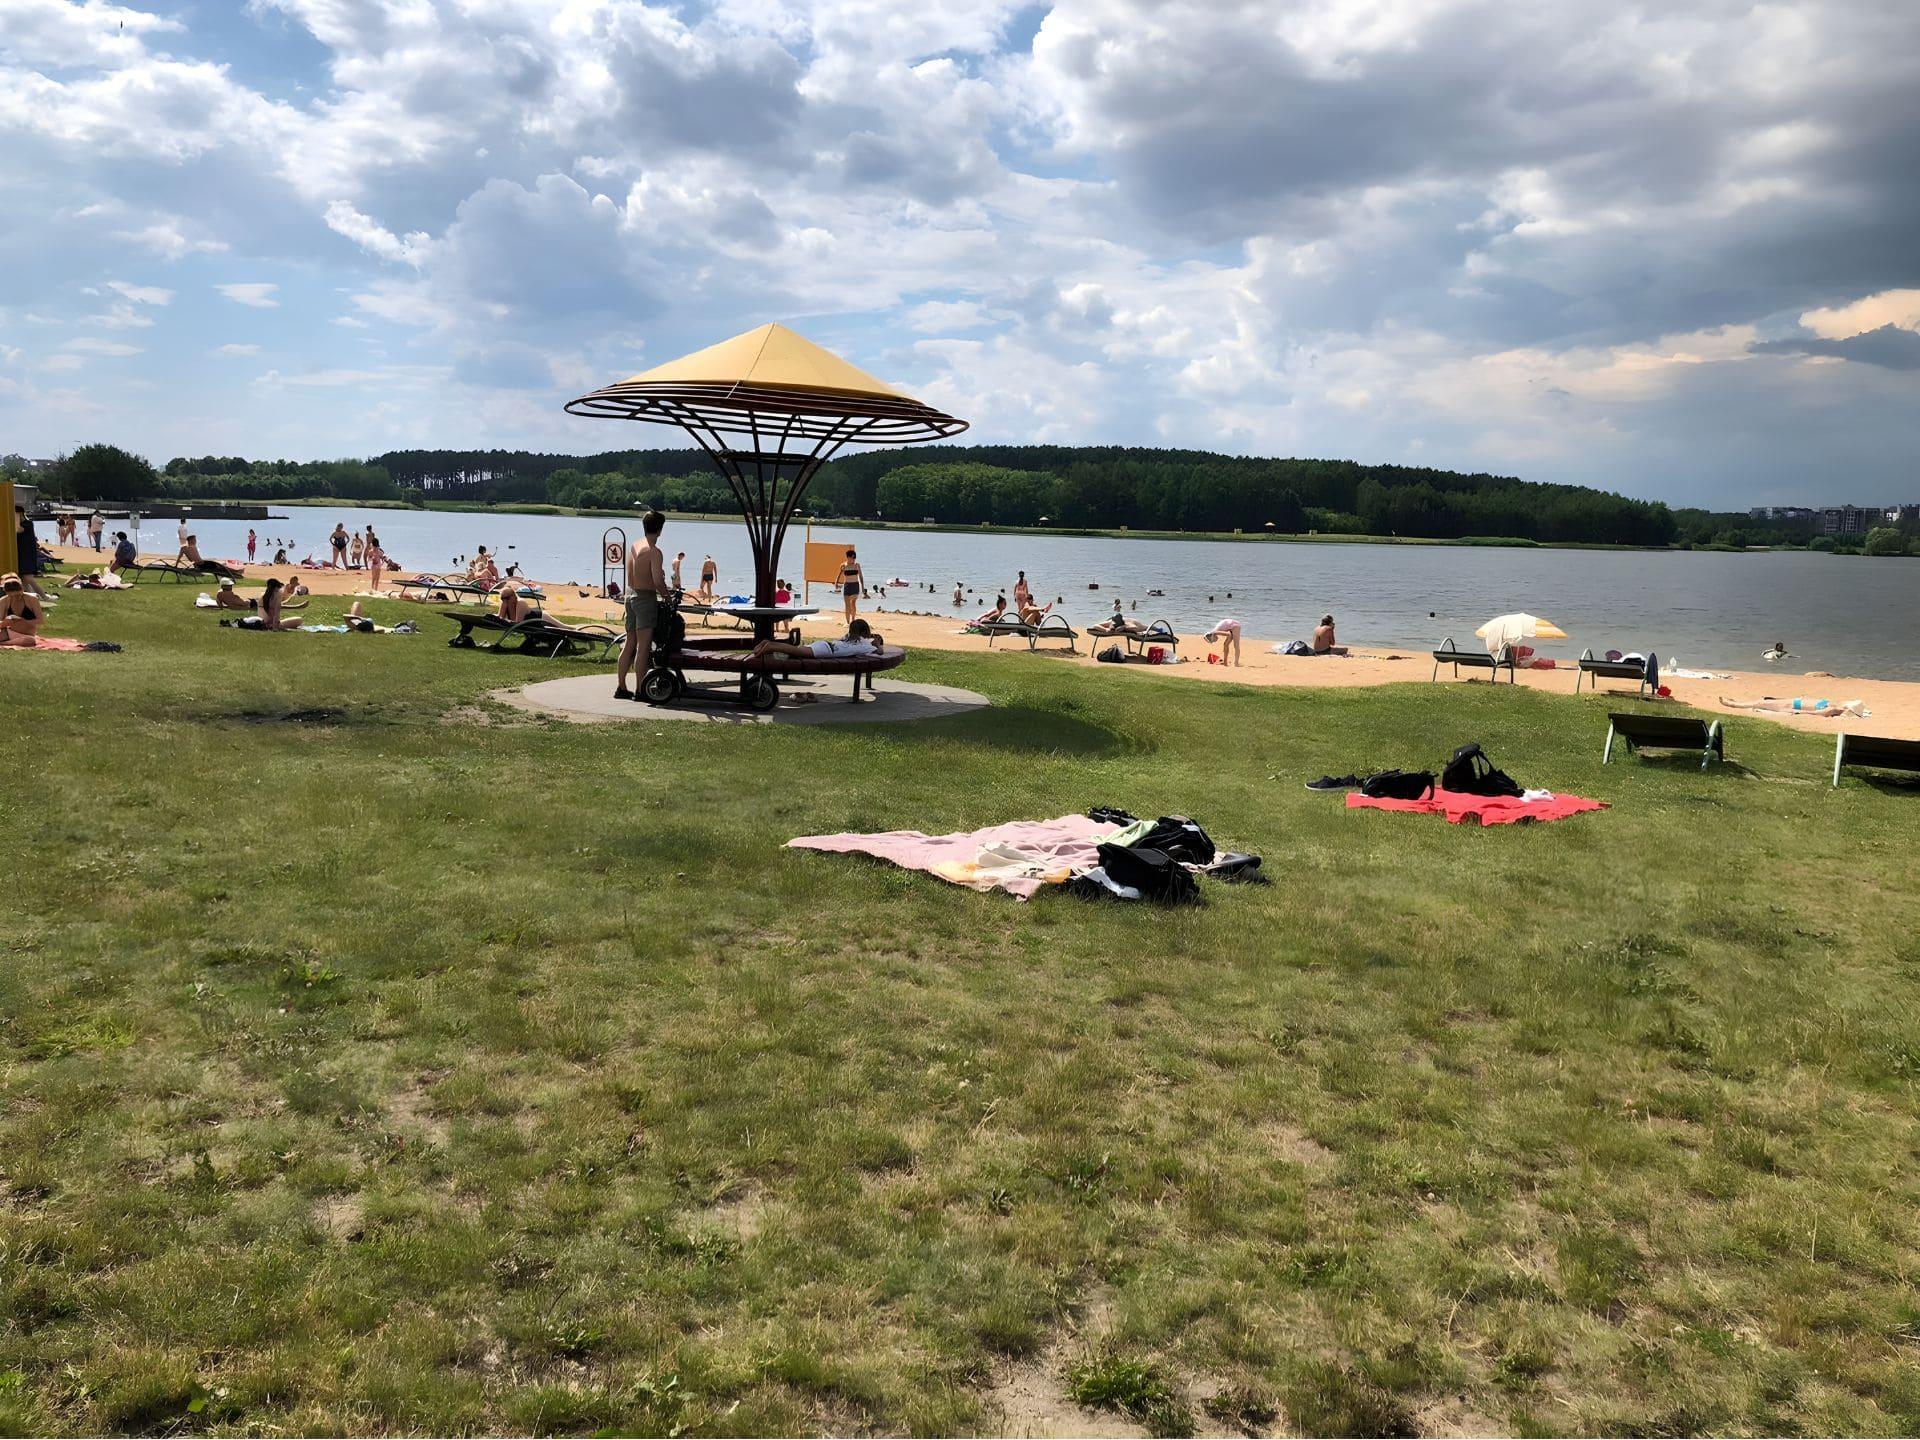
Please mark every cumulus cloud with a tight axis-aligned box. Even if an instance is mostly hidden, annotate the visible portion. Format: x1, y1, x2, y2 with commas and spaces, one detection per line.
0, 0, 1915, 500
214, 343, 262, 355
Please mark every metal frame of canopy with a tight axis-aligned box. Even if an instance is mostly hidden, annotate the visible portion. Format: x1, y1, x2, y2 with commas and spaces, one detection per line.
564, 327, 967, 628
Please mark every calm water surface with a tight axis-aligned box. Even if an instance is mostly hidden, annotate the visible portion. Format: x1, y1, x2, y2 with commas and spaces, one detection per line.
149, 507, 1920, 680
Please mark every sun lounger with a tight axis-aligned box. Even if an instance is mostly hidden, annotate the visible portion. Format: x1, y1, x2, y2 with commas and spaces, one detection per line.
1431, 638, 1515, 683
122, 560, 197, 583
1603, 711, 1723, 769
441, 609, 616, 660
1831, 732, 1920, 787
678, 601, 752, 632
1122, 620, 1180, 658
1577, 648, 1655, 696
981, 615, 1078, 653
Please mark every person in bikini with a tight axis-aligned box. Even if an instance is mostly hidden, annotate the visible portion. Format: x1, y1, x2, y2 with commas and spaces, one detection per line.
615, 511, 668, 701
0, 573, 44, 646
837, 547, 865, 625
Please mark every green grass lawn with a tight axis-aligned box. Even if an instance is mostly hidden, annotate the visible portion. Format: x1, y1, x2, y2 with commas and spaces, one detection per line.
5, 586, 1919, 1437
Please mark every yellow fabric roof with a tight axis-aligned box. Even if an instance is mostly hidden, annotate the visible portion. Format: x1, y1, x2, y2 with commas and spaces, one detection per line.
620, 323, 909, 399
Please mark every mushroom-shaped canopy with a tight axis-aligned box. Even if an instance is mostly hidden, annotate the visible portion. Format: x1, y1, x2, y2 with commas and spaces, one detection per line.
565, 323, 966, 447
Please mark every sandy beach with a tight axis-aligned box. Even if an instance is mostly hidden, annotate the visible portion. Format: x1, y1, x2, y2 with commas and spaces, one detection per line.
52, 544, 1920, 741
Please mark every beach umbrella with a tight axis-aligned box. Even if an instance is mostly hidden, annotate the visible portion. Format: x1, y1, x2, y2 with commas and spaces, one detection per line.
1476, 612, 1568, 654
565, 323, 965, 628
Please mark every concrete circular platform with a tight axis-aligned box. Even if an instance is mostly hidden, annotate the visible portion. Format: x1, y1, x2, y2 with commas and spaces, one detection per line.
498, 672, 990, 726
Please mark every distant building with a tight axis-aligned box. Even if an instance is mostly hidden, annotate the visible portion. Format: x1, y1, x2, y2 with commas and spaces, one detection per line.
1820, 505, 1879, 536
1748, 505, 1816, 521
1886, 504, 1920, 525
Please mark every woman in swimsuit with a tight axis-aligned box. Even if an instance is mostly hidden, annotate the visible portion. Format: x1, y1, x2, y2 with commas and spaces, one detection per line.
837, 547, 865, 625
330, 523, 349, 569
365, 527, 386, 594
256, 578, 305, 630
0, 573, 44, 646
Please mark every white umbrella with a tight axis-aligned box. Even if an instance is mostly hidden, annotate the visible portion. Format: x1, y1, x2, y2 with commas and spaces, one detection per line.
1476, 612, 1568, 655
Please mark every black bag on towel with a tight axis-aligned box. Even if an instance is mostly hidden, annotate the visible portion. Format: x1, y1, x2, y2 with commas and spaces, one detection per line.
1360, 770, 1435, 801
1441, 743, 1523, 797
1096, 843, 1200, 904
1135, 815, 1216, 864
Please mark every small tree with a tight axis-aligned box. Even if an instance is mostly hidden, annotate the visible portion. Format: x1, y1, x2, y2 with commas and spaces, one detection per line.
60, 444, 155, 501
1863, 527, 1909, 557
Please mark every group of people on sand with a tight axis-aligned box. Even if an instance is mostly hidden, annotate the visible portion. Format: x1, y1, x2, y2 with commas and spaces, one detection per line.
49, 512, 107, 550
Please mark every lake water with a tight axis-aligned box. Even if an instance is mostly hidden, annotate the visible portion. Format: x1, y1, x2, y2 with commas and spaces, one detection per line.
145, 506, 1920, 680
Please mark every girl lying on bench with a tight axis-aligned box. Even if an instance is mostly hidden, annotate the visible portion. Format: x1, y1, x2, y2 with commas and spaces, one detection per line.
749, 619, 885, 663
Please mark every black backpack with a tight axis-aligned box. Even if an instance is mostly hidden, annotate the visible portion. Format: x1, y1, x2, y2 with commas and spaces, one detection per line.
1096, 843, 1200, 903
1360, 769, 1434, 801
1441, 743, 1522, 797
1135, 815, 1216, 864
1097, 644, 1125, 663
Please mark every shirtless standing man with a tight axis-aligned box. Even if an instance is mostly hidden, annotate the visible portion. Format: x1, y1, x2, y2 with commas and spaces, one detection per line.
615, 510, 669, 701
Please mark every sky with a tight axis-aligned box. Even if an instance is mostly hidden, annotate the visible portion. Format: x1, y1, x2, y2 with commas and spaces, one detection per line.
2, 0, 1917, 509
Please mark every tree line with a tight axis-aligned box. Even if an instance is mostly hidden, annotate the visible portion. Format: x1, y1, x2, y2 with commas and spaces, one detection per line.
28, 441, 1876, 551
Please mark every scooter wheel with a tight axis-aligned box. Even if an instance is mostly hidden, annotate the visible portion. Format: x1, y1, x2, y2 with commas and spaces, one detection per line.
746, 676, 780, 712
641, 668, 679, 705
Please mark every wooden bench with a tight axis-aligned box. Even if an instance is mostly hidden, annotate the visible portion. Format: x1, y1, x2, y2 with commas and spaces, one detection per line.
1603, 711, 1723, 769
1577, 648, 1655, 696
1832, 732, 1920, 787
650, 643, 906, 709
1431, 638, 1515, 683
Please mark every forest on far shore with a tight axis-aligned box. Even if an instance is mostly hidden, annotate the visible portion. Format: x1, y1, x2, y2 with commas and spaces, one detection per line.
18, 442, 1846, 550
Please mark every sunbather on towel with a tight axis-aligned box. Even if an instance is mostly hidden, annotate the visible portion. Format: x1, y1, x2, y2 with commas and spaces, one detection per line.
1312, 615, 1349, 655
251, 578, 305, 630
750, 619, 883, 663
212, 578, 257, 611
1719, 695, 1869, 718
974, 595, 1008, 626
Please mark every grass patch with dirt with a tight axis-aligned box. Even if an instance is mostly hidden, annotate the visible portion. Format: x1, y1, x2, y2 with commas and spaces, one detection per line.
3, 585, 1919, 1435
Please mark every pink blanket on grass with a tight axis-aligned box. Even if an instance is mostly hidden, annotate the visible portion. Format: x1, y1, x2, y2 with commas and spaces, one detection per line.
1346, 790, 1607, 825
0, 636, 88, 653
788, 814, 1122, 899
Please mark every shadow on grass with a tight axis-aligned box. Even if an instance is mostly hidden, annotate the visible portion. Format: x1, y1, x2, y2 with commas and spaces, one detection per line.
897, 703, 1129, 758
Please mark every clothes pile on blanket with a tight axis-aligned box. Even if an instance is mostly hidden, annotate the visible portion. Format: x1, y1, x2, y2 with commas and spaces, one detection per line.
1306, 742, 1607, 827
0, 636, 121, 653
787, 809, 1262, 903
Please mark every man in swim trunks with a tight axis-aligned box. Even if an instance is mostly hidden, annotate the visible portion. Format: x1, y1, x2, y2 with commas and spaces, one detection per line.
699, 555, 717, 601
615, 510, 668, 701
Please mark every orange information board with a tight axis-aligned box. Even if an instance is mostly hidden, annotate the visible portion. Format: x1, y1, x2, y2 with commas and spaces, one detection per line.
803, 540, 843, 596
0, 482, 15, 578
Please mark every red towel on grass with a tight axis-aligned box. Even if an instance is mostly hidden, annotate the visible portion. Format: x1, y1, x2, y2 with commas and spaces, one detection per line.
1346, 790, 1606, 825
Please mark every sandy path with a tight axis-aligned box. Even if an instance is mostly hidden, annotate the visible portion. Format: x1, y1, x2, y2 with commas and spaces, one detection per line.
51, 544, 1920, 741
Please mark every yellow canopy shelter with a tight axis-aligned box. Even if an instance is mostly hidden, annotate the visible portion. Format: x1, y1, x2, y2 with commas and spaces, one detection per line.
565, 324, 966, 625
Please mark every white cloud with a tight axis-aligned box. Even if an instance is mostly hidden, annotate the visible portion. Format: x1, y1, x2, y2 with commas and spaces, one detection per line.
1799, 290, 1920, 340
113, 218, 229, 260
214, 343, 262, 356
323, 201, 434, 267
216, 283, 280, 308
60, 337, 143, 356
106, 280, 174, 306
